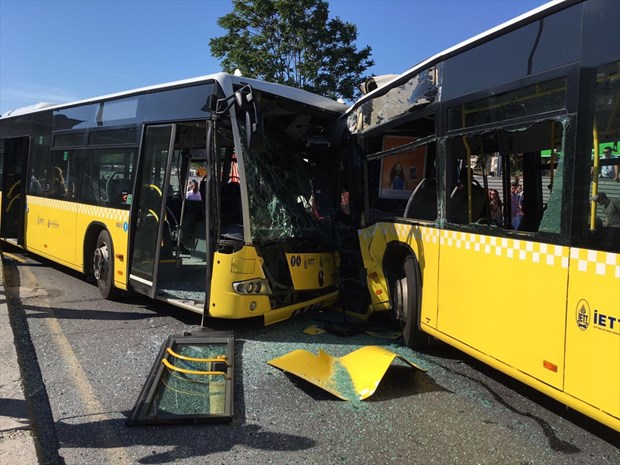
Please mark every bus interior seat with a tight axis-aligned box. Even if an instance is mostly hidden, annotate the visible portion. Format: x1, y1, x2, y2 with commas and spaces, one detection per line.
448, 182, 486, 224
165, 196, 183, 242
405, 178, 437, 220
80, 175, 103, 205
106, 178, 131, 207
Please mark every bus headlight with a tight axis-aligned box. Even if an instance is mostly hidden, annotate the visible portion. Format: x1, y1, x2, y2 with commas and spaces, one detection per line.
233, 279, 272, 295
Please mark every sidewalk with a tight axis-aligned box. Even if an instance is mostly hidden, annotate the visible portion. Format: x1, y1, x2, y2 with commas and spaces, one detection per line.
0, 252, 39, 464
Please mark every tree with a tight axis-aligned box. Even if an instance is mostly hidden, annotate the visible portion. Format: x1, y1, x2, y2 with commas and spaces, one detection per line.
209, 0, 374, 100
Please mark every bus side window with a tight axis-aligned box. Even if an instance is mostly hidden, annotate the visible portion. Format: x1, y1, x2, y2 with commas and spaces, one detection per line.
79, 148, 134, 209
48, 150, 72, 199
584, 60, 620, 253
447, 162, 486, 225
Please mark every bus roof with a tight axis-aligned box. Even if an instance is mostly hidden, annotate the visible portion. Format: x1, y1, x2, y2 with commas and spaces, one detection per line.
1, 72, 347, 118
347, 0, 578, 114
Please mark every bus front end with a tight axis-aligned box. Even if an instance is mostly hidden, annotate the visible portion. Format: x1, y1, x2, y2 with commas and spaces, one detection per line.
206, 79, 347, 324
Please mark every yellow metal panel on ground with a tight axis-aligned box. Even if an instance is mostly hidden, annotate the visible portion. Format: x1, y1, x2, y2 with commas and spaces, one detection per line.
564, 248, 619, 423
268, 345, 424, 400
437, 232, 568, 389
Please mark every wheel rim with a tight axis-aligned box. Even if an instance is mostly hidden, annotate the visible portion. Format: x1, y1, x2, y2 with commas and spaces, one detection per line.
394, 276, 408, 323
93, 242, 109, 282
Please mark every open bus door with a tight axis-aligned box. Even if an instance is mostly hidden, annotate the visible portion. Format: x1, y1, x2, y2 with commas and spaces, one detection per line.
129, 125, 176, 298
1, 136, 29, 245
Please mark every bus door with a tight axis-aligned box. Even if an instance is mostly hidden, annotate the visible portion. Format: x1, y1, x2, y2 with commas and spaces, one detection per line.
1, 136, 29, 244
129, 125, 176, 298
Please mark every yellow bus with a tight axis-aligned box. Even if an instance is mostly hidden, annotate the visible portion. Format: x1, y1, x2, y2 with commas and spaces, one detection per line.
344, 0, 619, 431
0, 73, 346, 324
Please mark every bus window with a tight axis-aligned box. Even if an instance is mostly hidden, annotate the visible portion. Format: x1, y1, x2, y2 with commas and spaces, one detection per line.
80, 148, 135, 208
47, 149, 81, 200
586, 60, 620, 253
0, 143, 4, 190
365, 135, 437, 222
445, 120, 565, 233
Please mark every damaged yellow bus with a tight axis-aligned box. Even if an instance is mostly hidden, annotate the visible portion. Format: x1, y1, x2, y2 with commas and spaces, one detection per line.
345, 0, 619, 431
0, 73, 346, 324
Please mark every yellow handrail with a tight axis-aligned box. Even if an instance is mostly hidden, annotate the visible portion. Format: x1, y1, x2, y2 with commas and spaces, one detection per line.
166, 347, 228, 365
590, 120, 600, 231
462, 136, 473, 224
161, 358, 229, 378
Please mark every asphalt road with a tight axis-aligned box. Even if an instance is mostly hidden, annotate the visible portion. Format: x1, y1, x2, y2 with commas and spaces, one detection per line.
3, 244, 618, 465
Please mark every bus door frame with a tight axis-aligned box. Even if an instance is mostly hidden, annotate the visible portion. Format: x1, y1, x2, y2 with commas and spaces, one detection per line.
1, 136, 29, 244
128, 124, 176, 298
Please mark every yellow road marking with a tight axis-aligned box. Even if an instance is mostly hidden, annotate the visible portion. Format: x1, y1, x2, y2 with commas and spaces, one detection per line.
2, 251, 27, 263
19, 265, 132, 464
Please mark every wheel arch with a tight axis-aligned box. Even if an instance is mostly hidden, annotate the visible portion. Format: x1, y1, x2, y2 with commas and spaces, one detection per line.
83, 221, 107, 276
382, 240, 420, 290
382, 239, 427, 348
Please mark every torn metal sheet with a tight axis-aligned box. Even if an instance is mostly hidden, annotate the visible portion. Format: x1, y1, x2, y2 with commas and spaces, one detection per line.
268, 346, 424, 401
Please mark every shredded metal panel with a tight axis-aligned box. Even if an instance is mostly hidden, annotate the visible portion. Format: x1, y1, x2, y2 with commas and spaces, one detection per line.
268, 345, 424, 401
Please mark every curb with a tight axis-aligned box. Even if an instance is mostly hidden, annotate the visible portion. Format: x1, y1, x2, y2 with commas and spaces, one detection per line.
0, 250, 40, 464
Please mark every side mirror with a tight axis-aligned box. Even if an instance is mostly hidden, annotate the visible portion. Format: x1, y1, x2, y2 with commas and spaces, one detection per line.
234, 90, 253, 109
203, 94, 219, 113
245, 108, 263, 150
235, 87, 262, 149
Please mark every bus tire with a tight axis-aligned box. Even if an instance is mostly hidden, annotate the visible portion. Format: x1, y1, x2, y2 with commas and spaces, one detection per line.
93, 230, 115, 299
393, 255, 426, 349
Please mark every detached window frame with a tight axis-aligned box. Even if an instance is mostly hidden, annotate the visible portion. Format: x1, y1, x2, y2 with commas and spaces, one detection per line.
127, 331, 234, 425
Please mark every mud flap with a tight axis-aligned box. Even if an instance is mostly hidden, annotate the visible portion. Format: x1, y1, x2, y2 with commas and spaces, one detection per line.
268, 345, 424, 401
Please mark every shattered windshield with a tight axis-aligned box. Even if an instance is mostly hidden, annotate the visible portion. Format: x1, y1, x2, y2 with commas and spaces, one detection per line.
241, 130, 326, 242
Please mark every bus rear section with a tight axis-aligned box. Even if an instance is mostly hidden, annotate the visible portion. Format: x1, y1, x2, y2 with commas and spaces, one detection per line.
345, 0, 619, 431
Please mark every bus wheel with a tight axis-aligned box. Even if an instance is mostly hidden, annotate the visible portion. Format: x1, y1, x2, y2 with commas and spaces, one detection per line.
393, 255, 425, 349
93, 230, 115, 299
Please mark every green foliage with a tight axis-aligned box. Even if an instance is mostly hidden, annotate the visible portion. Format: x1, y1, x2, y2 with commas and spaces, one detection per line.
209, 0, 374, 100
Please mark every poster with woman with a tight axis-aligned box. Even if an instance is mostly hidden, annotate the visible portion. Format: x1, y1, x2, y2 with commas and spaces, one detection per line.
379, 136, 427, 199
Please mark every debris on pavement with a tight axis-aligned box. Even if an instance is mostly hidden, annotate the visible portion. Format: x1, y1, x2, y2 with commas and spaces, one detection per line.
268, 345, 424, 401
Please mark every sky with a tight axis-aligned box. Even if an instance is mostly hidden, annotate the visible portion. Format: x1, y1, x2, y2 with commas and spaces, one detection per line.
0, 0, 551, 115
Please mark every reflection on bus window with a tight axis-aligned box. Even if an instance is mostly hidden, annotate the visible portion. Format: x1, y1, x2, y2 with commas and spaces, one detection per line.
586, 60, 620, 253
80, 149, 135, 209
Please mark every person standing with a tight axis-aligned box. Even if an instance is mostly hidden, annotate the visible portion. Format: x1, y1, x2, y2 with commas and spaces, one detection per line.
600, 147, 619, 181
510, 181, 523, 230
49, 166, 67, 198
488, 188, 502, 225
592, 192, 620, 227
186, 179, 202, 201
